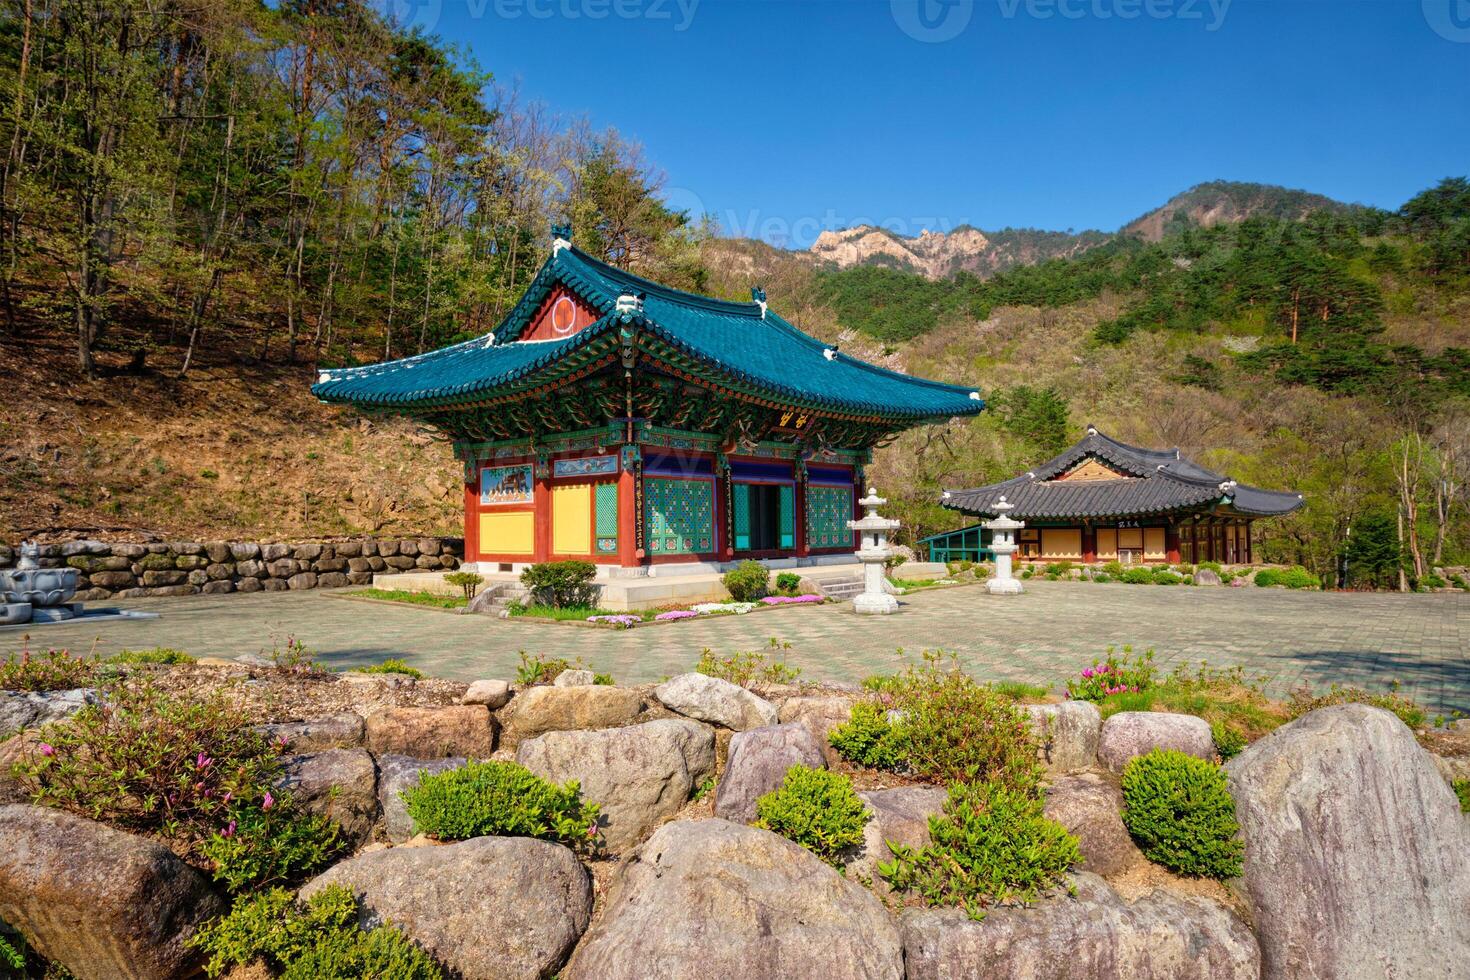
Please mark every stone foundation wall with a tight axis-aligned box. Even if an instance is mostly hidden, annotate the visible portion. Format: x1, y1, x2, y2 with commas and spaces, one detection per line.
0, 537, 463, 601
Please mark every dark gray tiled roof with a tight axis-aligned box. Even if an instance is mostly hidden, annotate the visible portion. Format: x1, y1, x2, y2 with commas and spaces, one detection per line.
941, 428, 1304, 520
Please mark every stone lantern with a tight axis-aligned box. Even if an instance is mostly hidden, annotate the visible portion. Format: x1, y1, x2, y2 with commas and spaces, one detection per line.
985, 496, 1025, 595
848, 487, 900, 615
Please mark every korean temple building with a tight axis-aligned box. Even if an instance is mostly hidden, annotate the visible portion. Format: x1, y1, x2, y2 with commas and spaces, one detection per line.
313, 229, 984, 574
926, 427, 1303, 566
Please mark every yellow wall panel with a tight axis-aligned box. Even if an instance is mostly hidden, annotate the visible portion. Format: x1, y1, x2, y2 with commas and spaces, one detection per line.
479, 511, 534, 555
1095, 527, 1118, 558
1041, 528, 1082, 559
1144, 527, 1167, 559
552, 484, 592, 556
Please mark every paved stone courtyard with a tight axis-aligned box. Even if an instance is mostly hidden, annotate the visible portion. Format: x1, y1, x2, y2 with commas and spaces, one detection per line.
8, 580, 1469, 714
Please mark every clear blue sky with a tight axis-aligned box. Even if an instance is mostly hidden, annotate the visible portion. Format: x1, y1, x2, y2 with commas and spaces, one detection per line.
392, 0, 1470, 248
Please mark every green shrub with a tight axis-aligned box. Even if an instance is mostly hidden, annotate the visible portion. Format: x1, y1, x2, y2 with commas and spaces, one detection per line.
443, 570, 484, 599
884, 652, 1041, 791
1211, 720, 1247, 760
1120, 749, 1243, 879
520, 560, 598, 608
107, 647, 195, 666
16, 680, 284, 849
722, 560, 770, 602
358, 659, 423, 679
1119, 566, 1154, 585
1454, 779, 1470, 813
401, 760, 599, 851
187, 884, 442, 979
1101, 560, 1124, 577
269, 636, 325, 675
753, 765, 868, 867
775, 571, 802, 596
0, 647, 96, 691
879, 781, 1080, 919
202, 803, 343, 893
1150, 569, 1183, 585
1093, 572, 1112, 583
515, 651, 575, 686
1255, 566, 1318, 589
1286, 684, 1426, 728
1066, 646, 1156, 702
1420, 573, 1448, 591
1197, 560, 1223, 574
828, 701, 904, 770
0, 934, 22, 972
694, 639, 800, 687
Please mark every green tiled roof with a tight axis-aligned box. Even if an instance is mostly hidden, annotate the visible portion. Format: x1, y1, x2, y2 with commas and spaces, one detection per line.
312, 245, 985, 422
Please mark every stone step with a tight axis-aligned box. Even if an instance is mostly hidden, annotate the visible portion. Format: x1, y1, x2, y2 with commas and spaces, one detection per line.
817, 578, 865, 600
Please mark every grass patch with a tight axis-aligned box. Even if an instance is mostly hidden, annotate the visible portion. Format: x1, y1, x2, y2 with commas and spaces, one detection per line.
509, 603, 624, 621
1095, 662, 1290, 746
355, 659, 422, 679
348, 588, 466, 609
990, 680, 1051, 703
107, 647, 195, 666
888, 577, 939, 590
1287, 683, 1427, 729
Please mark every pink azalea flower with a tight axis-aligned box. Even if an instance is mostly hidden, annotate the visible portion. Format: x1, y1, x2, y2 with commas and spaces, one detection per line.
221, 820, 236, 839
196, 753, 213, 769
222, 790, 232, 804
261, 790, 275, 811
38, 743, 55, 757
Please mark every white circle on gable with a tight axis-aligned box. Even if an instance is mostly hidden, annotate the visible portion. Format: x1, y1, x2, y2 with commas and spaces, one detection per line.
550, 295, 577, 335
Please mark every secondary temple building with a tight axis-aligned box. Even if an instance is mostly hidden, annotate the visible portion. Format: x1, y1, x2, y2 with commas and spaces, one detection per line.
927, 427, 1303, 565
313, 229, 984, 574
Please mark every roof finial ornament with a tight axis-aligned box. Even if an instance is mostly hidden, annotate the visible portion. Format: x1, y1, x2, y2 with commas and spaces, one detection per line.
615, 292, 645, 315
1086, 424, 1098, 436
550, 223, 572, 254
751, 286, 767, 318
823, 342, 839, 362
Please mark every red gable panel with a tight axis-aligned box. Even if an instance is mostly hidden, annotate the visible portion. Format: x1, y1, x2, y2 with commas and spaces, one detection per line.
520, 285, 598, 342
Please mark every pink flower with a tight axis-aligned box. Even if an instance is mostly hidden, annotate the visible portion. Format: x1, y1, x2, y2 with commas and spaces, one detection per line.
222, 791, 232, 804
196, 753, 213, 769
38, 743, 54, 757
261, 791, 275, 811
221, 820, 236, 839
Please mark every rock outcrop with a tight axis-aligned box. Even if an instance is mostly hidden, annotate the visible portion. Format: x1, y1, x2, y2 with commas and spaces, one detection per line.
902, 872, 1259, 979
0, 804, 225, 979
1227, 705, 1470, 979
516, 719, 715, 852
714, 722, 827, 824
275, 748, 378, 844
0, 688, 94, 737
364, 705, 495, 758
303, 836, 592, 980
1026, 700, 1102, 773
847, 786, 948, 889
376, 754, 467, 843
1042, 771, 1143, 877
654, 673, 778, 731
258, 712, 365, 752
1098, 710, 1214, 772
565, 819, 902, 979
502, 685, 644, 742
778, 694, 857, 765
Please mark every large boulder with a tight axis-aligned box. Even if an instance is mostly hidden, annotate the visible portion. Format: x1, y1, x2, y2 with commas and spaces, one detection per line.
1026, 700, 1102, 773
501, 685, 644, 743
517, 719, 715, 853
778, 694, 857, 765
376, 754, 467, 843
564, 819, 902, 979
0, 804, 226, 979
846, 786, 948, 889
654, 673, 779, 731
462, 678, 512, 709
274, 749, 378, 845
1042, 771, 1143, 877
302, 835, 591, 980
714, 722, 827, 824
1098, 711, 1214, 772
364, 705, 495, 758
902, 872, 1258, 979
1227, 705, 1470, 979
258, 712, 366, 753
0, 688, 94, 737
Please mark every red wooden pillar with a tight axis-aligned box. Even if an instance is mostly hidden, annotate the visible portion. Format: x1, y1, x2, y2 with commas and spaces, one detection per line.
1165, 523, 1181, 564
533, 467, 551, 563
616, 459, 639, 568
717, 456, 734, 559
795, 470, 809, 559
463, 477, 480, 564
1082, 523, 1097, 564
1246, 521, 1254, 564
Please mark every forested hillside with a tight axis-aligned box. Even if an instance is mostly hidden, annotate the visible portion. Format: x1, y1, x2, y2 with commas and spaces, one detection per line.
2, 1, 1466, 589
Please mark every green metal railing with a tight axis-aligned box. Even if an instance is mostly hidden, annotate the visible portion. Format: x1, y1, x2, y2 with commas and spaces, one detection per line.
919, 523, 993, 564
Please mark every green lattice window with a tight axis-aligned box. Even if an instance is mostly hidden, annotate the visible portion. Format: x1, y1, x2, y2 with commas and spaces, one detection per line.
594, 482, 619, 555
734, 484, 751, 550
779, 485, 795, 549
806, 485, 853, 549
645, 478, 714, 555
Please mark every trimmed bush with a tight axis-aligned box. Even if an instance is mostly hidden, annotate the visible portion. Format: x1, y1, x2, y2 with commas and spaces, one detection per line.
358, 659, 423, 678
401, 760, 600, 852
520, 560, 598, 608
1150, 568, 1183, 585
187, 884, 442, 979
775, 571, 802, 596
753, 765, 868, 867
879, 781, 1080, 920
107, 647, 195, 665
1119, 566, 1154, 585
722, 560, 770, 602
1120, 749, 1243, 879
827, 701, 904, 770
1255, 566, 1317, 589
0, 647, 96, 691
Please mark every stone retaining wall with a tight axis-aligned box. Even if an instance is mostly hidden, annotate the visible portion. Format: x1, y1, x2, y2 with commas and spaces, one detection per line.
0, 537, 463, 601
